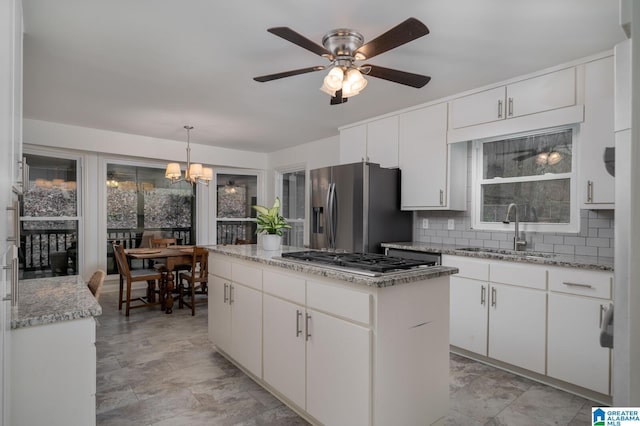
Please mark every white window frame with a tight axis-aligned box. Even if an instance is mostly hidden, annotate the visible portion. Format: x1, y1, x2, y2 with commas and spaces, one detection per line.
275, 163, 307, 248
471, 126, 579, 233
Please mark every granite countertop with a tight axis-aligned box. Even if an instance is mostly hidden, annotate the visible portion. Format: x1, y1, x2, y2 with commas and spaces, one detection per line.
382, 242, 614, 272
12, 275, 102, 329
205, 244, 458, 288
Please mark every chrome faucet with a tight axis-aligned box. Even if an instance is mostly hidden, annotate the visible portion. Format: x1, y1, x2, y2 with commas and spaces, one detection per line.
503, 203, 527, 251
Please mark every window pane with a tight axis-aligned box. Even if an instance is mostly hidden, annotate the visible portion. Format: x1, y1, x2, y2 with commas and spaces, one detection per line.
217, 221, 256, 245
21, 220, 78, 278
24, 154, 77, 217
217, 174, 257, 218
106, 164, 195, 274
281, 170, 306, 248
483, 129, 572, 179
481, 179, 571, 223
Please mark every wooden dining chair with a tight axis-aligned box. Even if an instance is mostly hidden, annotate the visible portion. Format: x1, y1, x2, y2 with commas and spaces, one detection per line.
87, 269, 106, 302
178, 246, 209, 316
112, 244, 164, 316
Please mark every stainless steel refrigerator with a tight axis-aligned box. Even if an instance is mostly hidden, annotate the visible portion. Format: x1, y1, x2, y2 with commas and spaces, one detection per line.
310, 162, 413, 253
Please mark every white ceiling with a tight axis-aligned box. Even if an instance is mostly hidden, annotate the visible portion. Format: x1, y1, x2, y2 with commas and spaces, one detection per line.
22, 0, 626, 153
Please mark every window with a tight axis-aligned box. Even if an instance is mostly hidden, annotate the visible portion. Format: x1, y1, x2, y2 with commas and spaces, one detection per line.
215, 172, 258, 244
106, 163, 195, 274
472, 127, 578, 232
278, 169, 306, 247
21, 153, 80, 278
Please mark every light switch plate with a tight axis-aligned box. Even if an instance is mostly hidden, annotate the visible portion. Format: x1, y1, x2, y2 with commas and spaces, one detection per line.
422, 219, 429, 229
448, 219, 455, 230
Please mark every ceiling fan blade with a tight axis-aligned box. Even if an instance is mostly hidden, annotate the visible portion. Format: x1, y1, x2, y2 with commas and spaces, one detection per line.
363, 64, 431, 88
355, 17, 429, 60
330, 89, 348, 105
267, 27, 333, 58
254, 66, 325, 82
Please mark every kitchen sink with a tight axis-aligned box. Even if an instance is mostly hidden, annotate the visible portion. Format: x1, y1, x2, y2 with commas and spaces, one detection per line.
455, 247, 555, 258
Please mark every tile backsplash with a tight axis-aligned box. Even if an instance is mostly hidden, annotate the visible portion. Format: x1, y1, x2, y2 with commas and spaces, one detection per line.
414, 209, 614, 257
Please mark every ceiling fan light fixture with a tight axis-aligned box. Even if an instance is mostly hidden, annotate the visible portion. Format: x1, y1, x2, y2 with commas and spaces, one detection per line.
547, 151, 562, 165
535, 152, 548, 165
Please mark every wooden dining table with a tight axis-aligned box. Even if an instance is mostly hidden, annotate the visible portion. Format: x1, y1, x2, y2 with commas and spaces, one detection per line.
125, 246, 194, 314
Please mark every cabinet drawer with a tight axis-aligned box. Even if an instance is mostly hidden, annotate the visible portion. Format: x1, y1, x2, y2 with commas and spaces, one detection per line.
263, 270, 305, 305
442, 255, 489, 281
490, 261, 547, 290
209, 255, 231, 280
307, 280, 371, 325
548, 267, 612, 299
232, 262, 262, 290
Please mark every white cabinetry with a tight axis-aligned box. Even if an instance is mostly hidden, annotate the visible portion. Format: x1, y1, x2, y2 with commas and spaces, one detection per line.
580, 56, 615, 208
445, 255, 546, 373
399, 103, 467, 210
444, 253, 614, 395
306, 308, 370, 426
11, 318, 97, 426
339, 116, 399, 168
547, 267, 612, 394
450, 67, 576, 130
207, 257, 262, 378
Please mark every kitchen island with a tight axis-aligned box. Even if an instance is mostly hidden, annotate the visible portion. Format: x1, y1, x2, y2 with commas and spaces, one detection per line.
207, 244, 458, 426
11, 275, 102, 426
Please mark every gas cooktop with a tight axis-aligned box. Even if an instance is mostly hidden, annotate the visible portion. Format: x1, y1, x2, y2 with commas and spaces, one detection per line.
280, 250, 438, 276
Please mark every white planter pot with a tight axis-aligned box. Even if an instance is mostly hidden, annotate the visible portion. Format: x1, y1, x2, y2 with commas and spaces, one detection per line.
262, 234, 282, 251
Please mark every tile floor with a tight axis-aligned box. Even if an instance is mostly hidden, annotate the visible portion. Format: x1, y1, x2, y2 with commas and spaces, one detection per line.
96, 289, 597, 425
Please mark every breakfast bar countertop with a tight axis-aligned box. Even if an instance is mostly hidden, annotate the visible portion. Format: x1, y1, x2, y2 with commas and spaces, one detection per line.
11, 275, 102, 329
206, 244, 458, 288
382, 241, 614, 272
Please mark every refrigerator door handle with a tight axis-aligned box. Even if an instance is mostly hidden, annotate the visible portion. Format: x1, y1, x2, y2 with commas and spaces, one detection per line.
326, 183, 333, 248
327, 183, 337, 249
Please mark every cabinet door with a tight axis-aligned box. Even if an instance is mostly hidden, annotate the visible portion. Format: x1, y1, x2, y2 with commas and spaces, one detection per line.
230, 283, 263, 378
450, 276, 489, 355
339, 124, 367, 165
399, 103, 448, 209
449, 86, 506, 129
208, 275, 231, 352
306, 309, 370, 426
263, 295, 306, 409
548, 293, 610, 394
580, 56, 615, 207
488, 283, 546, 374
506, 67, 576, 118
367, 116, 399, 168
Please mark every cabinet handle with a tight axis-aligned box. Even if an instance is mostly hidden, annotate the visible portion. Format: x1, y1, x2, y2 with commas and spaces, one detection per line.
6, 200, 20, 247
587, 181, 594, 203
305, 313, 312, 341
498, 99, 503, 118
223, 283, 228, 303
229, 284, 234, 304
3, 248, 18, 306
562, 281, 593, 289
296, 310, 303, 337
439, 189, 444, 206
480, 285, 486, 306
599, 304, 606, 327
508, 97, 513, 116
491, 287, 497, 307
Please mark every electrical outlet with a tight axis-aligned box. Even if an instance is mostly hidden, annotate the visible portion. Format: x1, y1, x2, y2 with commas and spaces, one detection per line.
422, 219, 429, 229
448, 219, 455, 230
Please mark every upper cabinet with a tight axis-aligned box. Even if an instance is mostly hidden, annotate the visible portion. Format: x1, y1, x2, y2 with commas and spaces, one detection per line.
579, 56, 615, 208
398, 103, 466, 210
448, 67, 583, 143
339, 116, 399, 168
614, 39, 631, 132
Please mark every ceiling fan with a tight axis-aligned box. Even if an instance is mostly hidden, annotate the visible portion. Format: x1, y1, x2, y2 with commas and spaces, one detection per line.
253, 17, 431, 105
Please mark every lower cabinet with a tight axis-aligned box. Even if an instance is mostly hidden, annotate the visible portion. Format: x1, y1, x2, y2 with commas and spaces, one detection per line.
444, 254, 612, 396
11, 317, 97, 426
306, 308, 371, 426
487, 283, 546, 374
209, 275, 231, 352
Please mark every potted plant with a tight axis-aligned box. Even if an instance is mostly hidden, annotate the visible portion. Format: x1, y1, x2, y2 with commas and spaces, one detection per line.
252, 197, 291, 250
